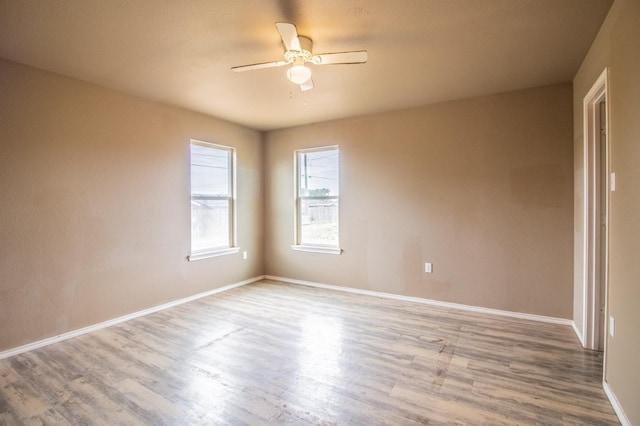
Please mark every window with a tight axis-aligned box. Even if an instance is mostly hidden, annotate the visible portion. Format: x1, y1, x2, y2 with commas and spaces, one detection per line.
188, 140, 238, 260
293, 146, 341, 254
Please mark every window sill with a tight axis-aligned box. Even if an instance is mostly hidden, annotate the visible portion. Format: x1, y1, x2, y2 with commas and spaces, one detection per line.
188, 247, 240, 262
291, 245, 343, 255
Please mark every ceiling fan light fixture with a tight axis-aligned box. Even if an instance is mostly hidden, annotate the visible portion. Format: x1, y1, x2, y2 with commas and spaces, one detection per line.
231, 22, 368, 91
287, 64, 312, 85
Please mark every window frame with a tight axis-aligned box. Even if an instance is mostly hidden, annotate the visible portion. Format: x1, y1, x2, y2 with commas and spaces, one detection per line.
292, 145, 342, 255
188, 139, 239, 261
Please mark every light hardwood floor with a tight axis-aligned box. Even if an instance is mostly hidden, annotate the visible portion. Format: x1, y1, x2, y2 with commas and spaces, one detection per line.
0, 280, 619, 425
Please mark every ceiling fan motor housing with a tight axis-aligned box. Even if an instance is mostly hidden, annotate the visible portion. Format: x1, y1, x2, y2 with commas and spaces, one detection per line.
284, 36, 314, 63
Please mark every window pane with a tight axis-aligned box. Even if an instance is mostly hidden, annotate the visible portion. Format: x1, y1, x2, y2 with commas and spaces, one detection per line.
190, 142, 233, 253
300, 198, 339, 246
191, 144, 230, 197
191, 198, 229, 251
298, 149, 339, 197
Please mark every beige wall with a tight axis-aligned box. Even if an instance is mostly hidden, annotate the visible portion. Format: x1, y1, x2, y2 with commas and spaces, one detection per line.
571, 0, 616, 343
573, 0, 640, 423
265, 83, 574, 319
0, 59, 264, 352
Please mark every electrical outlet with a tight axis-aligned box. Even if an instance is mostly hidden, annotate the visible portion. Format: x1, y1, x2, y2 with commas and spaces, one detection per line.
425, 262, 433, 274
243, 251, 248, 260
609, 316, 615, 337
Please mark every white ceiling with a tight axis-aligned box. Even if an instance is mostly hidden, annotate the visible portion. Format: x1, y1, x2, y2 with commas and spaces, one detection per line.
0, 0, 612, 131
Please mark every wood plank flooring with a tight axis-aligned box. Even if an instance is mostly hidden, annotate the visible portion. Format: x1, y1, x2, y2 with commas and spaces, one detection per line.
0, 280, 619, 425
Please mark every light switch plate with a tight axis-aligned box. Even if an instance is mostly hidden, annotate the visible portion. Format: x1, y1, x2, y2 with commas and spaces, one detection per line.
609, 316, 615, 337
611, 172, 616, 191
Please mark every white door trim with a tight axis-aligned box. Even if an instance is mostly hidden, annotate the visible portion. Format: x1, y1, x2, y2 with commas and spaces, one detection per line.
582, 67, 610, 351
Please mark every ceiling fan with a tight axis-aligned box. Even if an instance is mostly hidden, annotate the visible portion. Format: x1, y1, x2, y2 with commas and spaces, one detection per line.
231, 23, 368, 91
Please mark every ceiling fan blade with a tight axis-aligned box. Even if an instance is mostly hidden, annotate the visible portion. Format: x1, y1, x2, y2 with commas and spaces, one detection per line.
300, 78, 314, 92
275, 22, 301, 52
231, 60, 288, 72
313, 51, 368, 65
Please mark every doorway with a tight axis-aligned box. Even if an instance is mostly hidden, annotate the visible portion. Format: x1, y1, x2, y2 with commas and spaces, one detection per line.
582, 68, 609, 352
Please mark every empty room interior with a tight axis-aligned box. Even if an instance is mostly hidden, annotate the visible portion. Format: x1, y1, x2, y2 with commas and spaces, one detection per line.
1, 0, 639, 424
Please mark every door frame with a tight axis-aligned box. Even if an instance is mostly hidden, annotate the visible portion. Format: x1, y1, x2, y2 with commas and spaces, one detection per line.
582, 67, 610, 351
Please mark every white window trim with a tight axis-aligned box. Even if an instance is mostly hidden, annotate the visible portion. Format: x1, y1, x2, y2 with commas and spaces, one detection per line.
293, 145, 342, 254
189, 140, 238, 260
188, 247, 241, 262
291, 245, 343, 255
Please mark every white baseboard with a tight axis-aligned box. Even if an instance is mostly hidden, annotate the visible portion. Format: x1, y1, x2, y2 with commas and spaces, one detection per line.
603, 380, 630, 426
264, 275, 573, 326
0, 275, 265, 360
571, 321, 586, 347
